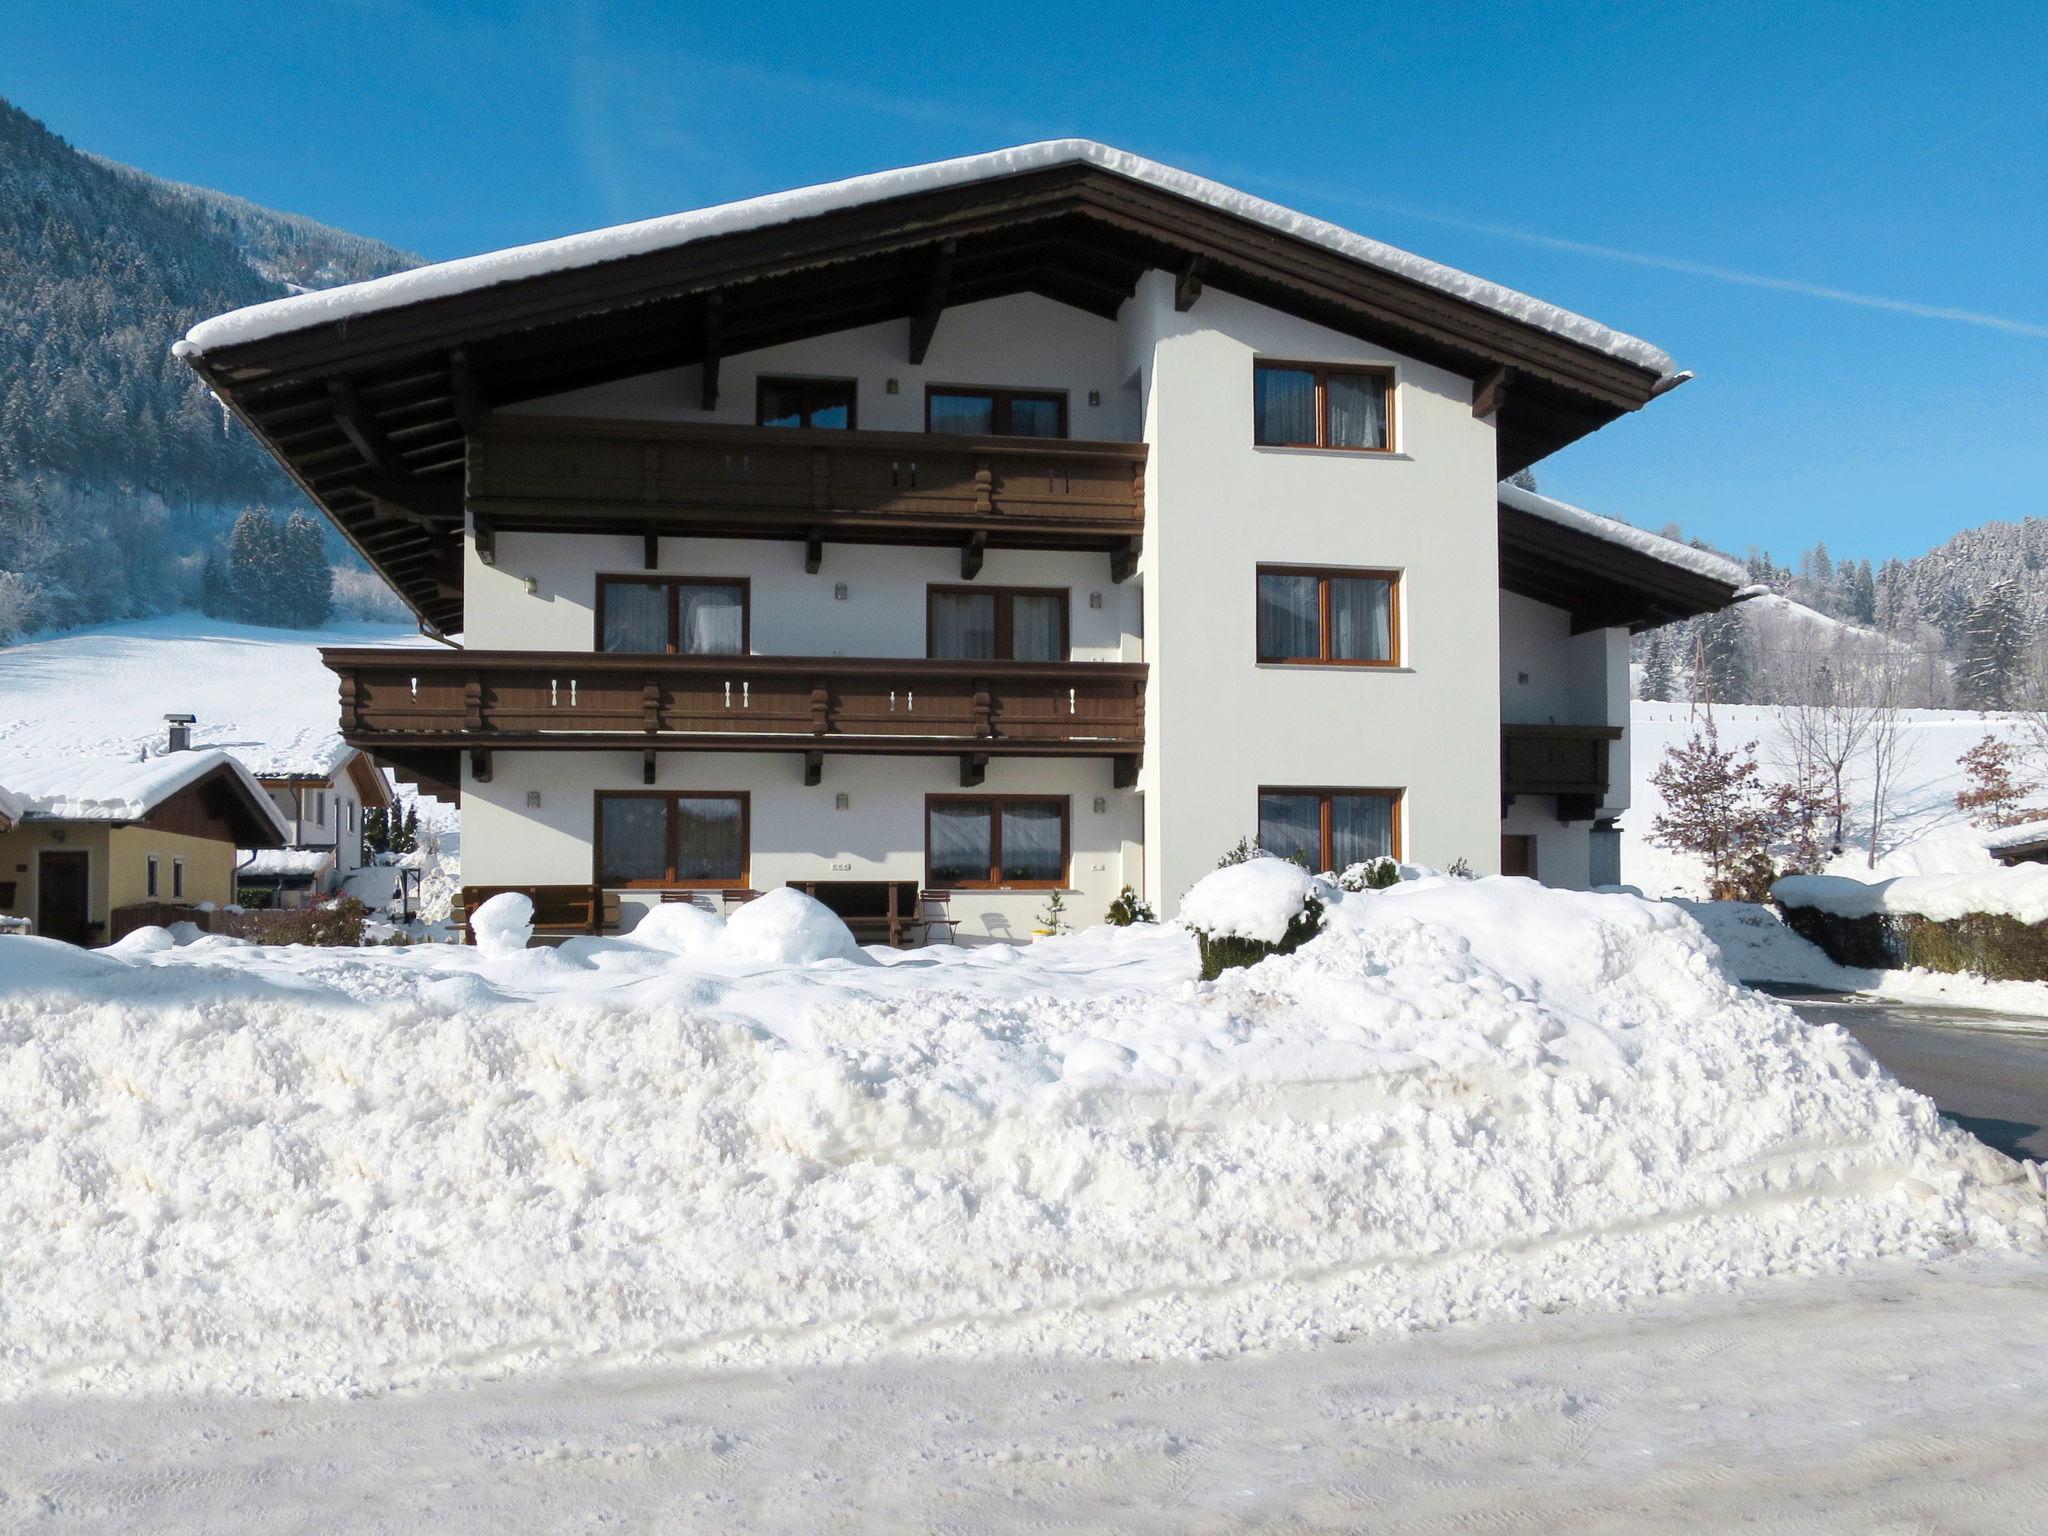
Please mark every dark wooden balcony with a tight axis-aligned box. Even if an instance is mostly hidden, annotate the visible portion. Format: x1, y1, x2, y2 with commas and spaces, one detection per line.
1501, 723, 1623, 822
468, 416, 1146, 578
324, 648, 1147, 789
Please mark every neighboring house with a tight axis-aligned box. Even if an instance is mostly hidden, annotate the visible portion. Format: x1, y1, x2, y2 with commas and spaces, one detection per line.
0, 750, 289, 944
1988, 820, 2048, 867
241, 748, 396, 908
180, 140, 1741, 941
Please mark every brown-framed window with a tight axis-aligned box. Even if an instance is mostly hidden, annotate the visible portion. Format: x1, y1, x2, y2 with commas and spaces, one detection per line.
1253, 361, 1393, 451
926, 386, 1067, 439
596, 576, 749, 654
925, 795, 1070, 889
172, 858, 186, 900
927, 586, 1069, 661
1257, 787, 1402, 871
1256, 566, 1398, 665
757, 377, 857, 430
596, 791, 750, 889
146, 854, 160, 899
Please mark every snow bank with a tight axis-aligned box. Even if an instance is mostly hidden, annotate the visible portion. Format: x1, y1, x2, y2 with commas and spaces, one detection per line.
469, 891, 535, 957
1775, 868, 2048, 926
178, 141, 1677, 379
0, 878, 2039, 1397
722, 887, 870, 966
1179, 857, 1319, 943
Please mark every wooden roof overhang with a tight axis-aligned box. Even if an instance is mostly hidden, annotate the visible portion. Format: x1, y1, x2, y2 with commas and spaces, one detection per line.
1498, 501, 1743, 635
182, 164, 1680, 634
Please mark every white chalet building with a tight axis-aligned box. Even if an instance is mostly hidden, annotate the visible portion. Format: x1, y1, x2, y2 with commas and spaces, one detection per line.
180, 142, 1741, 942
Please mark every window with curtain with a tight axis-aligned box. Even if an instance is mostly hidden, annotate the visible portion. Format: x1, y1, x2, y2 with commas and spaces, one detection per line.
925, 796, 1069, 887
172, 859, 186, 900
1258, 789, 1399, 871
757, 377, 856, 429
1255, 567, 1396, 664
597, 577, 749, 654
598, 792, 748, 887
1252, 362, 1392, 450
926, 387, 1067, 438
927, 587, 1068, 661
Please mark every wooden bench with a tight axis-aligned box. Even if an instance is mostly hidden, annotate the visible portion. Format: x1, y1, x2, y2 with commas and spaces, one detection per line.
457, 884, 621, 945
785, 879, 920, 947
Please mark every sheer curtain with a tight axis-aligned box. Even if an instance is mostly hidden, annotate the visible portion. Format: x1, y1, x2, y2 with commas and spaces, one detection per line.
1328, 577, 1392, 661
600, 797, 669, 883
1010, 594, 1064, 660
928, 392, 995, 435
929, 592, 996, 658
1257, 793, 1321, 866
1326, 373, 1388, 449
600, 580, 668, 653
678, 584, 745, 654
929, 800, 993, 883
1000, 800, 1064, 882
1254, 367, 1317, 445
1257, 573, 1320, 659
676, 796, 744, 881
1331, 793, 1395, 867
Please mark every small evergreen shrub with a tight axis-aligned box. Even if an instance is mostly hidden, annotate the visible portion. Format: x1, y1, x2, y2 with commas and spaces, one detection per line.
1445, 857, 1474, 880
1195, 894, 1323, 980
1104, 887, 1157, 926
1215, 836, 1258, 869
1338, 858, 1401, 892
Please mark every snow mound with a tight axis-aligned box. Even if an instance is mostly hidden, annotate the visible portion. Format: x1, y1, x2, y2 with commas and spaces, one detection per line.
722, 887, 871, 966
0, 878, 2039, 1397
1179, 857, 1319, 943
470, 892, 535, 957
628, 898, 725, 955
1776, 868, 2048, 926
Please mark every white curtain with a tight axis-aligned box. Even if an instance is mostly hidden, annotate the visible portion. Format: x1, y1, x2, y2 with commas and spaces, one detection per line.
676, 795, 744, 881
600, 797, 669, 882
679, 585, 745, 654
1331, 794, 1395, 866
1326, 373, 1388, 450
928, 392, 995, 435
1329, 577, 1392, 661
601, 580, 668, 653
1254, 367, 1317, 445
1010, 594, 1063, 661
1000, 800, 1064, 882
1256, 573, 1320, 659
930, 592, 996, 658
1257, 793, 1321, 866
929, 800, 993, 883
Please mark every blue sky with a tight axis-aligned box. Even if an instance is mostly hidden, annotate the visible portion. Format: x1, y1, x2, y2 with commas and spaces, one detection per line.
11, 0, 2045, 565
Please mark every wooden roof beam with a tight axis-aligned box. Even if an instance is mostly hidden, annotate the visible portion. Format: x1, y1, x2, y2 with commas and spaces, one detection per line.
1174, 255, 1205, 312
1472, 366, 1513, 419
700, 290, 723, 411
327, 378, 405, 478
908, 240, 956, 364
448, 345, 486, 432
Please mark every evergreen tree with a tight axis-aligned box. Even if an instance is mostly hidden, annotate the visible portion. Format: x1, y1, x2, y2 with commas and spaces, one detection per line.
198, 549, 230, 617
1694, 606, 1751, 704
282, 511, 332, 627
1805, 542, 1834, 586
1849, 559, 1876, 624
1639, 630, 1677, 700
1957, 581, 2030, 710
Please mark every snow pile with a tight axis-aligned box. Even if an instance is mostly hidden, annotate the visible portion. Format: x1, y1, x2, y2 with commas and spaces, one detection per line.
1775, 868, 2048, 926
721, 887, 871, 966
1179, 856, 1319, 943
179, 141, 1677, 379
469, 891, 535, 957
0, 878, 2039, 1397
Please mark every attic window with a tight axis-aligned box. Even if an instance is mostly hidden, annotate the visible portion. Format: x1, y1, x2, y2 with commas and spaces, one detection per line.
1254, 362, 1392, 451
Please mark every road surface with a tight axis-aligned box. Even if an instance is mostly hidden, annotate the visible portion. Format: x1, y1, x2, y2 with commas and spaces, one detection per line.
1776, 990, 2048, 1161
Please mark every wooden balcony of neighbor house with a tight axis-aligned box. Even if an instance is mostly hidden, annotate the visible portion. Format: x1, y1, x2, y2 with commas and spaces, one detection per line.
466, 416, 1147, 578
323, 649, 1148, 783
1501, 723, 1623, 822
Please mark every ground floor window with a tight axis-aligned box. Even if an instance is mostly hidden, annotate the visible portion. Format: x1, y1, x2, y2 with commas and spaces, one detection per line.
596, 791, 749, 888
925, 795, 1069, 888
1257, 787, 1401, 870
146, 854, 160, 899
172, 857, 186, 900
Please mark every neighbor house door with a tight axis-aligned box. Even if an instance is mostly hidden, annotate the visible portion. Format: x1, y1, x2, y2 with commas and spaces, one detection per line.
36, 850, 90, 945
1501, 835, 1537, 880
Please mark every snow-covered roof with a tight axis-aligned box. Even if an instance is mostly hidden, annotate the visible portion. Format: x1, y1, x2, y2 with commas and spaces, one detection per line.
0, 749, 290, 840
237, 847, 335, 879
0, 784, 20, 830
178, 140, 1677, 380
1498, 481, 1747, 587
1986, 818, 2048, 854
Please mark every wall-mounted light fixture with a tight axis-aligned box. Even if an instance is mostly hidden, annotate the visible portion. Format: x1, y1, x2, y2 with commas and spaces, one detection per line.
1092, 796, 1107, 814
834, 583, 849, 601
835, 792, 851, 811
523, 575, 539, 596
1087, 389, 1101, 407
885, 378, 900, 394
1088, 591, 1103, 610
526, 790, 542, 808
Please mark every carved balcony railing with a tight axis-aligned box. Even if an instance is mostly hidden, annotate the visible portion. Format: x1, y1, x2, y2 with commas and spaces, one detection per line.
324, 649, 1146, 771
467, 417, 1146, 576
1501, 723, 1623, 822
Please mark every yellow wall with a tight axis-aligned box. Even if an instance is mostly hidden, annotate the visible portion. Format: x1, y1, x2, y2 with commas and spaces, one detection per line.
107, 826, 239, 910
0, 823, 240, 941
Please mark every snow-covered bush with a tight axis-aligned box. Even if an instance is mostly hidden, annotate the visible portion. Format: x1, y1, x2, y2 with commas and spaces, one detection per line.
1104, 886, 1157, 926
1337, 858, 1400, 893
629, 899, 724, 956
1181, 856, 1324, 979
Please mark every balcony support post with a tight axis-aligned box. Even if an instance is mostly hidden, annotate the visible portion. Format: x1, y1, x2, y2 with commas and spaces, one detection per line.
962, 530, 985, 581
803, 750, 824, 787
1113, 753, 1139, 790
804, 531, 824, 575
469, 747, 492, 784
642, 748, 658, 786
1110, 537, 1139, 584
959, 752, 987, 788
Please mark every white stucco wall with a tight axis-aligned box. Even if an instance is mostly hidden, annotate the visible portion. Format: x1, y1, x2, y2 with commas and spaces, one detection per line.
461, 749, 1138, 942
1128, 274, 1504, 909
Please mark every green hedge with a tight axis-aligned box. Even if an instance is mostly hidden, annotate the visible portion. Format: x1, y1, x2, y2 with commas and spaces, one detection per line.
1193, 899, 1324, 981
1776, 902, 2048, 982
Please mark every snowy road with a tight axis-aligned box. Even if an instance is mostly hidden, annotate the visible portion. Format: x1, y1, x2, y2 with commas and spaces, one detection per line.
5, 1256, 2047, 1533
1782, 993, 2048, 1161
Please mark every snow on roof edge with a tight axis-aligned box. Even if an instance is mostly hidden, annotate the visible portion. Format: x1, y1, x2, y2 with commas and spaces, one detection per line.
1498, 481, 1746, 588
177, 140, 1677, 379
0, 749, 291, 840
1985, 818, 2048, 852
